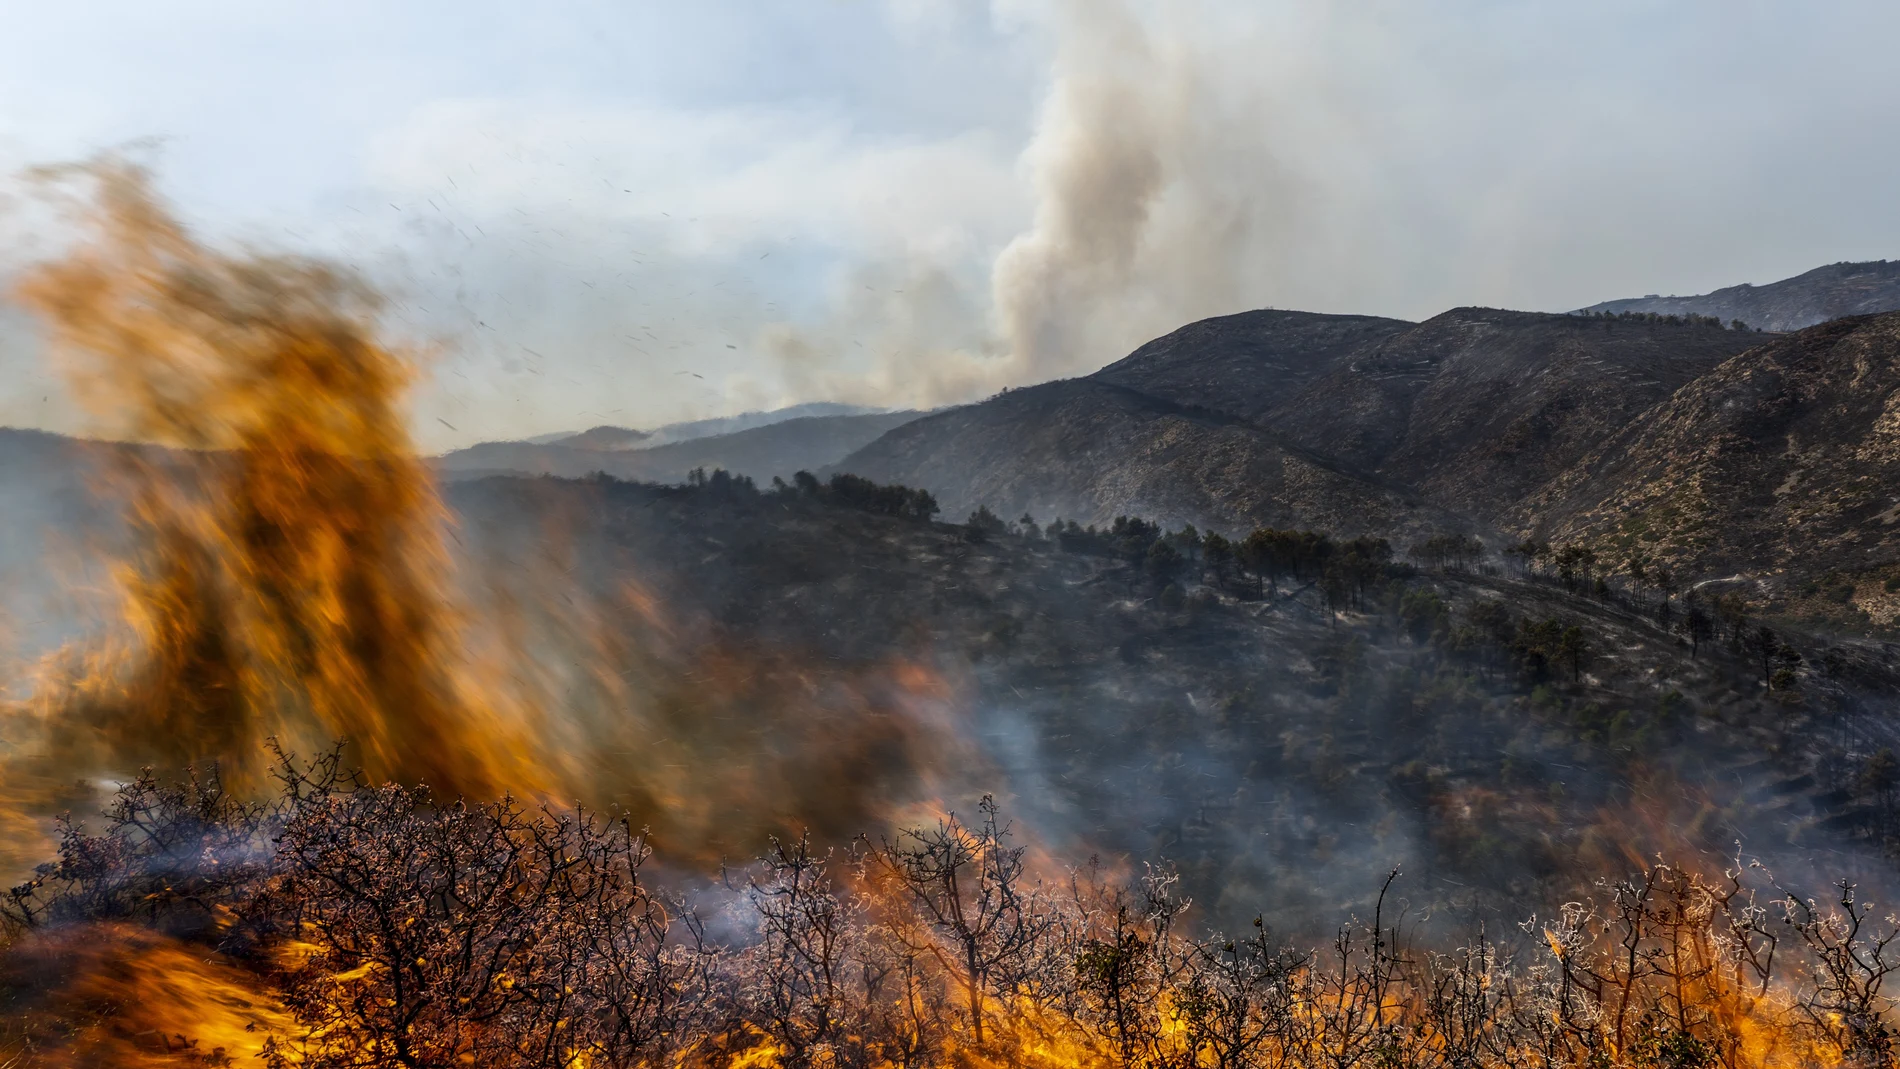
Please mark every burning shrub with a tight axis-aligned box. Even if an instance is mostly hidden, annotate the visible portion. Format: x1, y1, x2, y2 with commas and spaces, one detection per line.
866, 797, 1067, 1046
257, 781, 702, 1068
8, 763, 1900, 1068
723, 834, 947, 1069
4, 761, 273, 939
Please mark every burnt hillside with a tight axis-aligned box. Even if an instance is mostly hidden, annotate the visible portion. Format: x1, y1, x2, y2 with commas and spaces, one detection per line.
840, 308, 1758, 543
450, 472, 1900, 932
1267, 308, 1761, 523
828, 378, 1465, 541
1531, 311, 1900, 623
1089, 308, 1413, 420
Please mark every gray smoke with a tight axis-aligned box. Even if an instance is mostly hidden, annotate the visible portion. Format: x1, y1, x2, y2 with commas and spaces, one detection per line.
763, 0, 1308, 405
990, 0, 1295, 386
989, 0, 1170, 383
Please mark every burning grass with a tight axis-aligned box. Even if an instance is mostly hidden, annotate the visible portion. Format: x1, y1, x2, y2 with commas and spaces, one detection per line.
2, 756, 1898, 1067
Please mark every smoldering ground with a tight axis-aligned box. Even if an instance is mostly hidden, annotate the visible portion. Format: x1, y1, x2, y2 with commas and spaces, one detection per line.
440, 471, 1900, 940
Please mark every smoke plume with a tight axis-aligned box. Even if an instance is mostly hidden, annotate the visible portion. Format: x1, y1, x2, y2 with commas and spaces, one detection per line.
763, 0, 1305, 407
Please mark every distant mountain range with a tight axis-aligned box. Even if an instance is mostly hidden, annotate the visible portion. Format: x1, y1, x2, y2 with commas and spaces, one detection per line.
1577, 260, 1900, 332
517, 403, 890, 454
436, 409, 922, 485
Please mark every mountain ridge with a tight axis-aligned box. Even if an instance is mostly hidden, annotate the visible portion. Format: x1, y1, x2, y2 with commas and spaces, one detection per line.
839, 306, 1762, 546
521, 402, 890, 453
830, 376, 1475, 539
1577, 260, 1900, 332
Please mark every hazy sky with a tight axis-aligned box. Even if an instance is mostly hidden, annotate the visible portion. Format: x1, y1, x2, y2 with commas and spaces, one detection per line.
3, 0, 1899, 451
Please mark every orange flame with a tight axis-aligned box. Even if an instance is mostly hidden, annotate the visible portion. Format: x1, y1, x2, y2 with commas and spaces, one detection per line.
0, 922, 292, 1066
6, 158, 545, 799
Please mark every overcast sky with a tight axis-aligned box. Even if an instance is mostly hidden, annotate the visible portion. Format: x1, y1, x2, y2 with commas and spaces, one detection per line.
3, 0, 1898, 451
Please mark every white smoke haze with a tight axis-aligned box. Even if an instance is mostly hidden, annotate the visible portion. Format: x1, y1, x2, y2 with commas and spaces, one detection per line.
754, 0, 1321, 410
337, 93, 1033, 438
757, 257, 1001, 410
3, 0, 1900, 446
990, 0, 1319, 388
988, 0, 1171, 387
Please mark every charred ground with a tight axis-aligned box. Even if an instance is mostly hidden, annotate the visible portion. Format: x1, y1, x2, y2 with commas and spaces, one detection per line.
450, 471, 1900, 934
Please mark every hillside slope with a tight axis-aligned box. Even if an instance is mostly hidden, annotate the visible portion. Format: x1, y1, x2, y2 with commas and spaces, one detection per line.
1579, 260, 1900, 332
1530, 311, 1900, 623
842, 309, 1757, 539
834, 379, 1466, 538
1090, 308, 1412, 422
1270, 310, 1762, 523
448, 472, 1900, 929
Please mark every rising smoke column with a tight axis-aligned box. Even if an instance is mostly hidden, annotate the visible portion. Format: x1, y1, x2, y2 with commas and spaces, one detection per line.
990, 0, 1166, 384
772, 0, 1298, 405
991, 0, 1303, 386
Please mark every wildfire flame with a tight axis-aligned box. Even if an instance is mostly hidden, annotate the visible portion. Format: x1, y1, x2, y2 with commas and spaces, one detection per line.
6, 158, 546, 799
0, 923, 292, 1067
